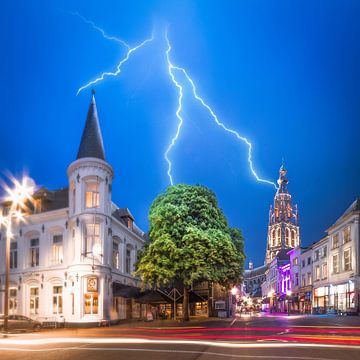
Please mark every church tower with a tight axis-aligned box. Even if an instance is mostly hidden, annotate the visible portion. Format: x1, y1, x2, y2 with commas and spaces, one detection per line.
265, 163, 300, 264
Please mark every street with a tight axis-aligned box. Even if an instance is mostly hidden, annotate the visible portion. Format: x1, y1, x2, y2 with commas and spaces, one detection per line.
1, 314, 360, 359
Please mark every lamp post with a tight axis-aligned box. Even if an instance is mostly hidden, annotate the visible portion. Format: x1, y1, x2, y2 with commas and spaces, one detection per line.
1, 176, 34, 336
230, 286, 239, 318
286, 290, 292, 316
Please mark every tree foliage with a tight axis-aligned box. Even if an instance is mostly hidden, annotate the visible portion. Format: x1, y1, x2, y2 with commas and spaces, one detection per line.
135, 184, 245, 290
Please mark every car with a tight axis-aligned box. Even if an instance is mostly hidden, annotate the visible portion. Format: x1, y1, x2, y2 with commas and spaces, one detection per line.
0, 314, 41, 332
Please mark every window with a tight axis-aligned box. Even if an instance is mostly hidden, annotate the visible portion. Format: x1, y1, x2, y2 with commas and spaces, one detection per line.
84, 293, 98, 315
285, 228, 290, 247
315, 266, 320, 281
314, 250, 320, 261
126, 245, 132, 273
343, 226, 351, 244
307, 272, 312, 285
302, 259, 305, 268
30, 238, 39, 267
344, 248, 352, 271
30, 287, 39, 315
291, 230, 296, 247
332, 254, 339, 274
332, 234, 339, 249
323, 246, 327, 258
10, 241, 17, 269
292, 257, 298, 265
73, 187, 76, 213
52, 235, 63, 264
295, 273, 299, 286
85, 223, 100, 255
85, 182, 100, 208
53, 286, 63, 314
307, 257, 311, 265
322, 263, 328, 279
301, 275, 305, 287
112, 241, 119, 269
276, 228, 281, 246
9, 288, 17, 313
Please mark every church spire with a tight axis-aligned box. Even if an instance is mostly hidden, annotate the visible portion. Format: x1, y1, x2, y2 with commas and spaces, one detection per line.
77, 90, 106, 161
265, 162, 300, 264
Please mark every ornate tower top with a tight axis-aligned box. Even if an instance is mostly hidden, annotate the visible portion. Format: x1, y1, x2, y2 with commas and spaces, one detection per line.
265, 162, 300, 264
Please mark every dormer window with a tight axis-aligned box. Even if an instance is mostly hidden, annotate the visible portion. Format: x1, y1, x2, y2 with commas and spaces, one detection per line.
127, 218, 133, 230
85, 182, 100, 209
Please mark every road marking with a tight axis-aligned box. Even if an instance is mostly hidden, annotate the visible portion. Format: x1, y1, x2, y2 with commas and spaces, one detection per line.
0, 346, 351, 360
229, 318, 237, 327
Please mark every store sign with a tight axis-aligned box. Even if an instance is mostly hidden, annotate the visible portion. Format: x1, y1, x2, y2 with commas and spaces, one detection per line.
87, 277, 98, 292
215, 300, 226, 310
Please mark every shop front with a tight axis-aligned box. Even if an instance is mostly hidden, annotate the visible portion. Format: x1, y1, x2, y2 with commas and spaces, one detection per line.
328, 280, 357, 314
313, 286, 329, 314
299, 290, 312, 314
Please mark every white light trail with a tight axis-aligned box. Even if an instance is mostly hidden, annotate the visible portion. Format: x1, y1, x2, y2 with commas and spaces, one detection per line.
72, 12, 154, 96
0, 338, 358, 351
165, 31, 277, 189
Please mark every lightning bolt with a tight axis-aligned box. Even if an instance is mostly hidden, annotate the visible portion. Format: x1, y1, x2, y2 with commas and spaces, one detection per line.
71, 12, 154, 96
165, 31, 278, 189
164, 33, 184, 186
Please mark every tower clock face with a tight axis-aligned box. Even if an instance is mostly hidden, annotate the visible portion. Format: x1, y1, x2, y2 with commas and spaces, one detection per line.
87, 277, 98, 292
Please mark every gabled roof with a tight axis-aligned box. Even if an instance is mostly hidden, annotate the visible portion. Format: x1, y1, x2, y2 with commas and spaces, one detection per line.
77, 91, 106, 161
338, 198, 360, 220
112, 208, 135, 223
328, 197, 360, 230
32, 187, 69, 212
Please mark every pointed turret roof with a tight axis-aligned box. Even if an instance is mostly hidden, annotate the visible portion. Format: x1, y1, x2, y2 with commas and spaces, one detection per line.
77, 90, 106, 160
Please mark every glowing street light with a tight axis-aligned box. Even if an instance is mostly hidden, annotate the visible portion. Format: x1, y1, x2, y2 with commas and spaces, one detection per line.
231, 287, 239, 296
1, 175, 35, 336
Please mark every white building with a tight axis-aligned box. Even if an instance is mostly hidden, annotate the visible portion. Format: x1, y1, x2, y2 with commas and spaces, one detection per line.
315, 199, 360, 313
0, 92, 146, 326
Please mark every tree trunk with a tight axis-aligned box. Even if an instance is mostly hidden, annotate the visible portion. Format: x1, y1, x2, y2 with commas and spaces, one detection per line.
183, 286, 190, 321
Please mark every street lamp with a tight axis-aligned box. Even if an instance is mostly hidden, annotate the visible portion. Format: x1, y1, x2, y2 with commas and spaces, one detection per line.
230, 286, 239, 317
1, 176, 34, 336
286, 290, 292, 316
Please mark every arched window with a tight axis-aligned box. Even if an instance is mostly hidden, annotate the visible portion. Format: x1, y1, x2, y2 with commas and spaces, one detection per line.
276, 228, 281, 246
85, 181, 100, 209
285, 228, 290, 247
112, 238, 120, 270
125, 244, 133, 274
271, 229, 276, 247
291, 230, 296, 247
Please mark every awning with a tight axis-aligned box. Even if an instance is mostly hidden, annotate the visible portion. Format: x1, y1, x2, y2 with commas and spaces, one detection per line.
113, 283, 141, 298
175, 291, 207, 304
135, 290, 173, 304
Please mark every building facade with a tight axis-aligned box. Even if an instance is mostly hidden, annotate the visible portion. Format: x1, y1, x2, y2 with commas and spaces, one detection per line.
287, 198, 360, 314
0, 93, 146, 326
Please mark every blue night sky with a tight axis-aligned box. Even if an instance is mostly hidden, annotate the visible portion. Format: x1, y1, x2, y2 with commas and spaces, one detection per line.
1, 1, 359, 267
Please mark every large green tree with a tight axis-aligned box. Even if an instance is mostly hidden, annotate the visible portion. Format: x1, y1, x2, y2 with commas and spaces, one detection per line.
135, 184, 245, 321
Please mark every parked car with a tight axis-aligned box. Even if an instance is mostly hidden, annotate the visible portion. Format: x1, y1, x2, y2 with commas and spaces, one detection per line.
0, 314, 41, 332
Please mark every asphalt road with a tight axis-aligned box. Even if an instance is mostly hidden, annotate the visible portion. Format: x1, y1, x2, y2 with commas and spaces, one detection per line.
1, 313, 360, 359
